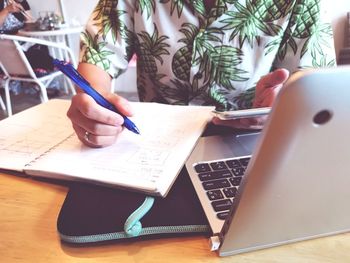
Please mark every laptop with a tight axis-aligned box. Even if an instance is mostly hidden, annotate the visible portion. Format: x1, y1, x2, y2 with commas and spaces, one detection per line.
185, 66, 350, 256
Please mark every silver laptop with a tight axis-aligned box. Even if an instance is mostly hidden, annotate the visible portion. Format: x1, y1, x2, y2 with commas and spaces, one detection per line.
185, 66, 350, 256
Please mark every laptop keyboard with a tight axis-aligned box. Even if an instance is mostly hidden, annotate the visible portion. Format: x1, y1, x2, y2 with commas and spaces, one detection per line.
194, 157, 250, 220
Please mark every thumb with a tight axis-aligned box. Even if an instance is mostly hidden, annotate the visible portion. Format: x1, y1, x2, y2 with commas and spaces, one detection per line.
261, 68, 290, 88
253, 69, 289, 108
273, 68, 289, 84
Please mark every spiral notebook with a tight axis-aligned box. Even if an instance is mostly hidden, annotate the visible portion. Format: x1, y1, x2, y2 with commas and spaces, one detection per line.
0, 99, 213, 197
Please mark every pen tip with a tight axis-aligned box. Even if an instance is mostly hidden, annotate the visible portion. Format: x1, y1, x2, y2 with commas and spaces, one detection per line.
123, 118, 140, 135
133, 127, 141, 135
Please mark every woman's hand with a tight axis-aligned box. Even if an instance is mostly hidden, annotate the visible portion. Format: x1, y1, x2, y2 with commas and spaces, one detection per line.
67, 92, 134, 148
5, 1, 23, 14
212, 68, 290, 130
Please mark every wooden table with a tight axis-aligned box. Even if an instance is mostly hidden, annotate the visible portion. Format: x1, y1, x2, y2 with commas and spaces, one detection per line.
1, 170, 350, 263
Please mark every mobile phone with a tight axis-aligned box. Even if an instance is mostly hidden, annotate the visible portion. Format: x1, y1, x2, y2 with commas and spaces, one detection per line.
212, 107, 271, 120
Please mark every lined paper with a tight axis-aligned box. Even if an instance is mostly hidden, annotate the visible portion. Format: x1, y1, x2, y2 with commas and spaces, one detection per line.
0, 100, 213, 196
0, 100, 73, 171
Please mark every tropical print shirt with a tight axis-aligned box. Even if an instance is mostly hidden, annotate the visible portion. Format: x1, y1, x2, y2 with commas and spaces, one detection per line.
80, 0, 336, 111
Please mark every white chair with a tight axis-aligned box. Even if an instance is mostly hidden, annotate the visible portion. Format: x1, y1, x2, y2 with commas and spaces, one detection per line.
0, 34, 77, 116
0, 94, 5, 112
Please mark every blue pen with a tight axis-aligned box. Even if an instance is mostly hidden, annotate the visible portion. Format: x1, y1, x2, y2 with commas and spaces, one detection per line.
53, 59, 140, 135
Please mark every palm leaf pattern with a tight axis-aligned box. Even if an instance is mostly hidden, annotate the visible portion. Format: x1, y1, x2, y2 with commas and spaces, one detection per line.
81, 31, 114, 71
136, 0, 156, 19
192, 28, 224, 66
311, 53, 336, 68
81, 0, 336, 110
209, 46, 249, 88
137, 23, 170, 75
93, 0, 120, 42
300, 21, 334, 59
159, 0, 185, 18
208, 86, 233, 111
221, 1, 262, 48
172, 23, 199, 81
220, 0, 284, 48
159, 78, 195, 104
233, 86, 256, 108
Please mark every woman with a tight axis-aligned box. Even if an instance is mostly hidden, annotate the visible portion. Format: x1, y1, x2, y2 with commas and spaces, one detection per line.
0, 0, 54, 68
69, 1, 336, 148
0, 0, 32, 33
0, 0, 55, 94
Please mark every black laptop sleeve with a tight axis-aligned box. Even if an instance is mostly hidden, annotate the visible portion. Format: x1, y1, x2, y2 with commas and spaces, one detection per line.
57, 124, 241, 244
57, 167, 211, 244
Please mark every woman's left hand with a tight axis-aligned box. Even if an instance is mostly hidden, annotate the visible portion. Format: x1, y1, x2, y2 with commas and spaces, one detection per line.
212, 68, 290, 130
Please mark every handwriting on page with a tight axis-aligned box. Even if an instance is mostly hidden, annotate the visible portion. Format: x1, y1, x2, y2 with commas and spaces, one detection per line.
31, 103, 212, 188
41, 125, 182, 183
0, 100, 73, 171
0, 121, 69, 155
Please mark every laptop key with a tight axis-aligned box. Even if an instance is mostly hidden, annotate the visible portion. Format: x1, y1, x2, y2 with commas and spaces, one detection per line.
223, 187, 237, 198
230, 176, 242, 186
217, 211, 230, 220
210, 161, 227, 170
207, 190, 224, 200
232, 167, 245, 176
225, 159, 241, 168
198, 170, 232, 181
212, 199, 232, 212
194, 163, 211, 173
203, 179, 231, 190
239, 157, 250, 167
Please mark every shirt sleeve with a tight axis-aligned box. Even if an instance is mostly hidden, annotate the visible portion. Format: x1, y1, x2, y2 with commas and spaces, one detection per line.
273, 0, 336, 73
79, 0, 136, 78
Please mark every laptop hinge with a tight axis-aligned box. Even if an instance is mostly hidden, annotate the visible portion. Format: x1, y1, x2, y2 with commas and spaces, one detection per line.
209, 235, 221, 251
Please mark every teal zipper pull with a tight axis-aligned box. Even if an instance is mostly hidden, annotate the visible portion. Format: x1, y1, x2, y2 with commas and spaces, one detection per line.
124, 196, 155, 237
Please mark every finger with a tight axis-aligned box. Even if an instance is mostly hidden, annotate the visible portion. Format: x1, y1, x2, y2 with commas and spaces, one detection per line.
11, 2, 22, 11
71, 93, 124, 126
107, 93, 134, 117
212, 117, 241, 128
212, 116, 267, 130
255, 69, 289, 98
7, 5, 16, 12
68, 96, 124, 136
239, 116, 267, 130
254, 69, 289, 108
73, 124, 123, 148
254, 84, 282, 108
212, 117, 254, 129
261, 68, 289, 88
69, 107, 124, 136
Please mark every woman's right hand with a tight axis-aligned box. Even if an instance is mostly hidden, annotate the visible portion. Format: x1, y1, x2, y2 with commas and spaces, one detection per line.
5, 2, 23, 14
67, 92, 134, 148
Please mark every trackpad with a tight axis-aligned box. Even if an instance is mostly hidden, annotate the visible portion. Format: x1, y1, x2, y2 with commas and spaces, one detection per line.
235, 132, 261, 155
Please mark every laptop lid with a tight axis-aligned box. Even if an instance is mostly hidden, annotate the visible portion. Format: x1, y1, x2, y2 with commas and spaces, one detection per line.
219, 66, 350, 256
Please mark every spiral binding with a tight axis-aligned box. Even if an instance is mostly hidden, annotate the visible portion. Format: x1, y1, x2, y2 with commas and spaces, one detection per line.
25, 133, 75, 167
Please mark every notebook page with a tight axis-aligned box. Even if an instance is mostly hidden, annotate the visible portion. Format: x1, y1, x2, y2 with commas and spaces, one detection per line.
0, 99, 73, 172
25, 102, 214, 196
